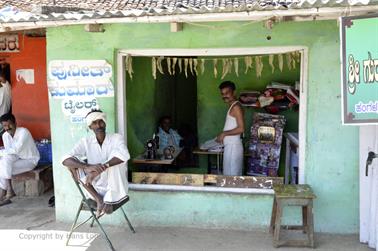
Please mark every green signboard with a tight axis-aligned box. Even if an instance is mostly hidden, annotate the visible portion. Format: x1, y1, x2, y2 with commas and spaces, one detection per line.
341, 14, 378, 125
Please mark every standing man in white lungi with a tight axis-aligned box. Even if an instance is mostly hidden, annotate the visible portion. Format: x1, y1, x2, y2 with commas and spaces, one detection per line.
0, 113, 40, 206
216, 81, 245, 176
62, 109, 130, 217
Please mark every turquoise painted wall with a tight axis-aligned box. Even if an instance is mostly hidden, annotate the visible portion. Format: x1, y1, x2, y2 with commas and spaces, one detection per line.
47, 20, 359, 233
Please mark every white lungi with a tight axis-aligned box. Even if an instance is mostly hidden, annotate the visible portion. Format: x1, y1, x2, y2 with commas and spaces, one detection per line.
78, 163, 128, 204
223, 142, 243, 176
222, 101, 244, 176
0, 127, 40, 190
0, 155, 36, 190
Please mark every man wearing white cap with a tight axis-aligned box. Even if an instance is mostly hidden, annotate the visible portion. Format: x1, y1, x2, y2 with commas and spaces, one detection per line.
62, 109, 130, 216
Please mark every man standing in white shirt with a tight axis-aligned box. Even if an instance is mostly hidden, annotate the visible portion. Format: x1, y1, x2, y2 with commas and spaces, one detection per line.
0, 113, 40, 206
0, 72, 11, 119
62, 110, 130, 217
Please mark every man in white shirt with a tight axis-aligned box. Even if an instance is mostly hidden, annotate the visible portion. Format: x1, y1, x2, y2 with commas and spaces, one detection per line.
0, 113, 40, 206
62, 110, 130, 217
0, 72, 11, 119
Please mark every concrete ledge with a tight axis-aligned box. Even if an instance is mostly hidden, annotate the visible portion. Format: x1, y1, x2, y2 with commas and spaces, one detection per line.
12, 165, 53, 196
129, 183, 274, 195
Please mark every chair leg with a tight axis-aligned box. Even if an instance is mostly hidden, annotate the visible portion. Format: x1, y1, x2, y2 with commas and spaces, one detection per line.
120, 207, 136, 233
87, 208, 116, 251
70, 177, 117, 251
66, 202, 84, 246
81, 199, 96, 228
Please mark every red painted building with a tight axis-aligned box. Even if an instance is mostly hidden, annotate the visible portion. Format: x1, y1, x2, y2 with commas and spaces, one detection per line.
0, 33, 50, 140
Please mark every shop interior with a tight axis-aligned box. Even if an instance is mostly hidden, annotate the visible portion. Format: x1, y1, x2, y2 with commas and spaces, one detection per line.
126, 51, 301, 187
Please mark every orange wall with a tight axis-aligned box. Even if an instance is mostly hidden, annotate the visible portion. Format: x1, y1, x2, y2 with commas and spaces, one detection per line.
0, 34, 50, 140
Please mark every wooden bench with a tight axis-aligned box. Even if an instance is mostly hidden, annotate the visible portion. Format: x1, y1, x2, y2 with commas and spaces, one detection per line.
11, 164, 53, 196
269, 184, 316, 248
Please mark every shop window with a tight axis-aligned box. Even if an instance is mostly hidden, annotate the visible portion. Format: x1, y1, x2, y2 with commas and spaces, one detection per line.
121, 49, 304, 190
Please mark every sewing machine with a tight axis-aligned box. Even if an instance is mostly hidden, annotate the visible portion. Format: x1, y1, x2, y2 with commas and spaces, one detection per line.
144, 135, 159, 160
163, 146, 176, 160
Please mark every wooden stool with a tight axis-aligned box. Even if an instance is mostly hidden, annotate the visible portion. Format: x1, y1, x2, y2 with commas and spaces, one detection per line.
269, 184, 316, 248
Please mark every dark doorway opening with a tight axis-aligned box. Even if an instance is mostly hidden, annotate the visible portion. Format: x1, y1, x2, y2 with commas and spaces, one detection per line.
154, 59, 198, 167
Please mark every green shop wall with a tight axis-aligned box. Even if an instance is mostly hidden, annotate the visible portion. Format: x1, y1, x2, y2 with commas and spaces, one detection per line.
47, 20, 359, 233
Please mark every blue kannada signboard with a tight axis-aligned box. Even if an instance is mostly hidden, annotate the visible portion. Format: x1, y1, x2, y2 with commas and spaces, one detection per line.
341, 14, 378, 125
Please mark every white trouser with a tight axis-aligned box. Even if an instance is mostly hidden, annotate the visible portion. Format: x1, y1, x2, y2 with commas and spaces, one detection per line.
78, 163, 129, 204
223, 143, 244, 176
0, 154, 37, 190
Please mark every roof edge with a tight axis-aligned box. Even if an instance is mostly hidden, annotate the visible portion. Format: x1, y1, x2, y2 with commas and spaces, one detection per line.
0, 5, 377, 33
